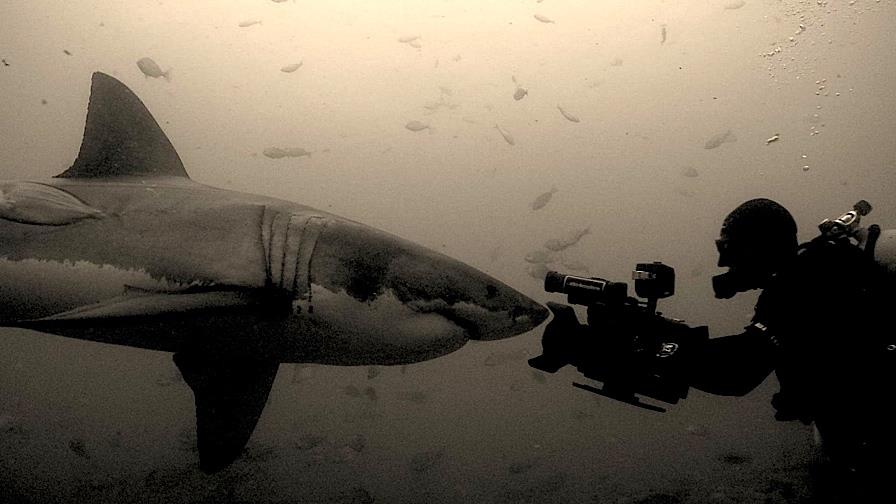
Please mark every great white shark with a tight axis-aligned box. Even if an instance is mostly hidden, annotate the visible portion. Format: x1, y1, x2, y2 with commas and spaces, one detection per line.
0, 72, 549, 472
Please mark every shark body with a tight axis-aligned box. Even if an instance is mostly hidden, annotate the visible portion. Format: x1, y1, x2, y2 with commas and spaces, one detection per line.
0, 72, 548, 472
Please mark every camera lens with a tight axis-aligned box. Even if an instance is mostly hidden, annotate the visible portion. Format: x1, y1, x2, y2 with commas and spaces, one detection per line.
544, 271, 566, 293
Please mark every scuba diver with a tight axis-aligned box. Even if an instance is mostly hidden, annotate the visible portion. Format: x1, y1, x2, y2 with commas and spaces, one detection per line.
531, 198, 895, 489
695, 198, 894, 478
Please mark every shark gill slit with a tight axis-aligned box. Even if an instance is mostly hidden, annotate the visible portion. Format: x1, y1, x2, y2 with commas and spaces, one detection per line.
261, 208, 328, 312
292, 216, 328, 314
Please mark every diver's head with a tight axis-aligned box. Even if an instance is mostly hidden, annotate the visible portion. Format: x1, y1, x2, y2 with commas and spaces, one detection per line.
713, 198, 798, 299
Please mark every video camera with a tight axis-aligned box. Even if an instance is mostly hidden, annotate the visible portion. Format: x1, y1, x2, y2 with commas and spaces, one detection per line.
529, 262, 708, 412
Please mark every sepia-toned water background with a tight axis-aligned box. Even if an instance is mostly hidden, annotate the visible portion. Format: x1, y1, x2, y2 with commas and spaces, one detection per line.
2, 1, 895, 502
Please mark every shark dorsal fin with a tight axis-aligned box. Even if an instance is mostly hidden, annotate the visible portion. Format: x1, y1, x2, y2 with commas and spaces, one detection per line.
56, 72, 189, 179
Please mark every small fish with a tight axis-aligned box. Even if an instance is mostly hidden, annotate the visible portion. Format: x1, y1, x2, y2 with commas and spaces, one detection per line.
686, 424, 709, 436
1, 58, 9, 66
560, 258, 589, 272
703, 129, 736, 149
262, 147, 286, 159
398, 35, 420, 43
0, 414, 16, 431
238, 19, 262, 27
295, 434, 326, 451
765, 133, 780, 144
717, 452, 752, 465
280, 62, 303, 73
660, 24, 667, 44
557, 105, 580, 123
367, 366, 380, 379
526, 262, 549, 280
63, 49, 72, 56
524, 249, 555, 264
41, 99, 47, 105
408, 39, 423, 48
284, 147, 311, 157
136, 57, 170, 81
405, 120, 430, 132
508, 460, 535, 475
724, 0, 746, 9
271, 0, 289, 3
530, 186, 558, 210
363, 386, 378, 401
544, 227, 590, 252
262, 147, 311, 159
397, 389, 433, 404
610, 57, 624, 67
495, 123, 515, 145
534, 14, 555, 23
572, 408, 595, 420
69, 439, 90, 459
409, 450, 444, 473
0, 182, 106, 226
423, 98, 449, 112
347, 434, 366, 453
513, 86, 528, 101
682, 166, 699, 178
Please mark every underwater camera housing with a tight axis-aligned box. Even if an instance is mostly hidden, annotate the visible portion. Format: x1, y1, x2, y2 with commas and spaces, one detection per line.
531, 262, 708, 412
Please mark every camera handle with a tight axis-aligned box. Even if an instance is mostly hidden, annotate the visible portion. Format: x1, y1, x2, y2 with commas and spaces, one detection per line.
528, 302, 673, 413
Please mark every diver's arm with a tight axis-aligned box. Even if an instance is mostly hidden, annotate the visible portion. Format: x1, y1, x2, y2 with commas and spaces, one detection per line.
687, 323, 778, 396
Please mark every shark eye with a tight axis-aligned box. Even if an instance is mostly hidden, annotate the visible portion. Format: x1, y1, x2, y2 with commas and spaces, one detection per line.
486, 284, 499, 299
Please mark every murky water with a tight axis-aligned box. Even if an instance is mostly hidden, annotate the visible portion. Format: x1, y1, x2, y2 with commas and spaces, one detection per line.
2, 1, 895, 502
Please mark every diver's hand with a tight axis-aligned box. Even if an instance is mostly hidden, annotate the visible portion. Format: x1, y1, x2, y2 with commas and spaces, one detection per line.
771, 391, 815, 425
528, 302, 584, 373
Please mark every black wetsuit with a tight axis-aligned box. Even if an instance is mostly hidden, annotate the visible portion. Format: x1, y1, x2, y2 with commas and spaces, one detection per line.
689, 236, 895, 478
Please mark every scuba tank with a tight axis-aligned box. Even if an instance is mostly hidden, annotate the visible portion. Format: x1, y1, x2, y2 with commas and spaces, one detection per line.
871, 228, 896, 275
816, 200, 896, 276
806, 201, 895, 476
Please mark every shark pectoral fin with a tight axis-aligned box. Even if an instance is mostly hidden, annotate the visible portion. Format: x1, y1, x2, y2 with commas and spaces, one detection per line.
173, 351, 280, 473
33, 289, 281, 322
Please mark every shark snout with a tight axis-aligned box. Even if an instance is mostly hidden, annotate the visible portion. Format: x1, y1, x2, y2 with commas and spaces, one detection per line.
310, 218, 550, 344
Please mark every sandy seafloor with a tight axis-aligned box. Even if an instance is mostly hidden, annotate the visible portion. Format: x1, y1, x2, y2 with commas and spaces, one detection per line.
2, 1, 895, 502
